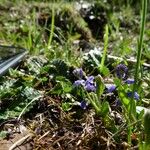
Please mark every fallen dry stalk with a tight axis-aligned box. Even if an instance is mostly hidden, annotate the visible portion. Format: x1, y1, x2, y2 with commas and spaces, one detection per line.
37, 131, 50, 141
9, 133, 34, 150
107, 54, 150, 68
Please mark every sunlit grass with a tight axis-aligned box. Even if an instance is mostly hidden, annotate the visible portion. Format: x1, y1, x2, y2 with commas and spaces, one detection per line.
0, 0, 150, 149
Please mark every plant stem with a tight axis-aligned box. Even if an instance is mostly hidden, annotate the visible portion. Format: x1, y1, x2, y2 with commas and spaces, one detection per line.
128, 0, 147, 146
130, 0, 147, 118
100, 24, 108, 71
48, 5, 55, 49
17, 95, 43, 120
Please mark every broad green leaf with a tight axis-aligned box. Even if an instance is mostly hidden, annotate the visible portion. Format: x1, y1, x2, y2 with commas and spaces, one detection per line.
100, 66, 110, 76
50, 76, 72, 94
51, 59, 69, 77
0, 86, 41, 120
50, 82, 63, 95
119, 92, 130, 106
101, 101, 110, 117
56, 76, 72, 93
95, 75, 105, 98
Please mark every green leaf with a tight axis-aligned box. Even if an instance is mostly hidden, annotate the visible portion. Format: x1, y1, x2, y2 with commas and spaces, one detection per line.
72, 85, 85, 98
100, 24, 109, 74
56, 76, 72, 93
119, 91, 130, 106
87, 92, 101, 114
100, 65, 110, 76
50, 76, 72, 95
101, 101, 110, 117
62, 102, 72, 111
114, 78, 122, 86
0, 86, 41, 120
95, 75, 105, 98
51, 59, 69, 77
131, 99, 137, 118
50, 82, 63, 95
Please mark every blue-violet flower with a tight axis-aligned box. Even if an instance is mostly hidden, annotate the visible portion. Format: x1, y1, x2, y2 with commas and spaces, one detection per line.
73, 79, 85, 87
73, 68, 84, 79
85, 76, 96, 92
127, 91, 139, 100
80, 100, 88, 110
85, 76, 95, 84
116, 64, 128, 80
85, 83, 96, 92
106, 84, 116, 93
124, 78, 134, 84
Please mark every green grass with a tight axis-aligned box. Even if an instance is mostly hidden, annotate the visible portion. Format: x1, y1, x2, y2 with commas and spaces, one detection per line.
0, 0, 150, 149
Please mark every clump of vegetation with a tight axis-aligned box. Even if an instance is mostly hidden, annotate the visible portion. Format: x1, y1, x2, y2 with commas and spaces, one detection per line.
0, 0, 150, 149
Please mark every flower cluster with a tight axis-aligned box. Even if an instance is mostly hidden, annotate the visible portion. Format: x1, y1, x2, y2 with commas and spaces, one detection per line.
73, 68, 96, 92
73, 75, 96, 92
73, 68, 96, 109
105, 64, 140, 106
73, 65, 140, 110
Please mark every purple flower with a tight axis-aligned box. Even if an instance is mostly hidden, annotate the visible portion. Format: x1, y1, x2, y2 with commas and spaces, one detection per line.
80, 100, 88, 109
106, 84, 116, 93
85, 84, 96, 92
73, 76, 96, 92
85, 76, 95, 84
73, 68, 83, 79
127, 92, 139, 100
125, 78, 134, 84
73, 79, 85, 87
116, 64, 128, 80
85, 76, 96, 92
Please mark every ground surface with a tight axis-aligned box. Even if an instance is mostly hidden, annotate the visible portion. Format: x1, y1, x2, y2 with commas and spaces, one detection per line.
0, 0, 150, 150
